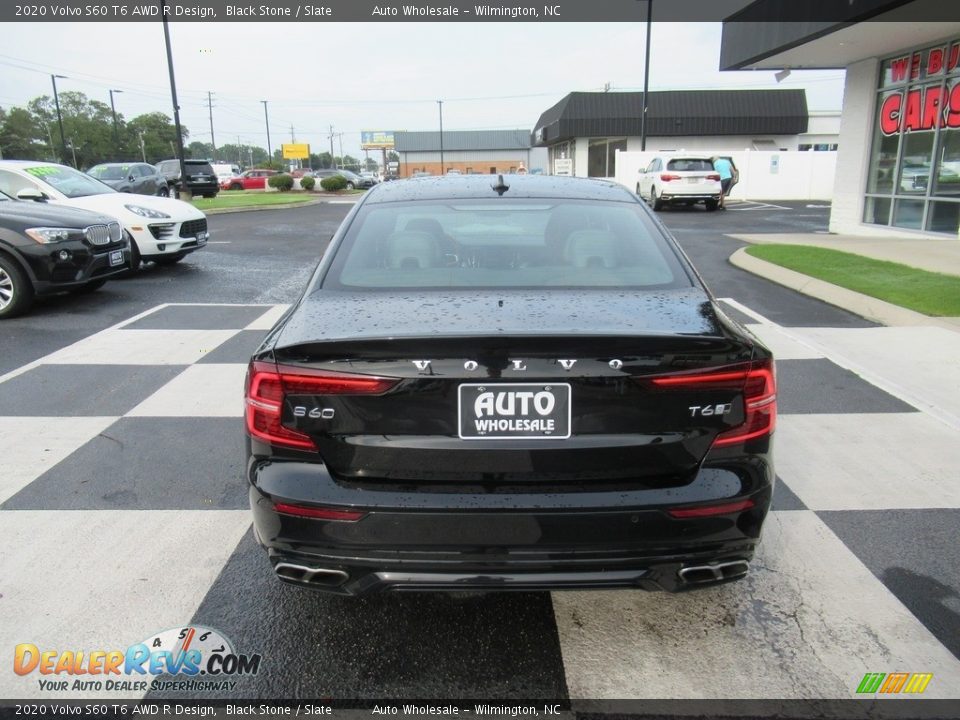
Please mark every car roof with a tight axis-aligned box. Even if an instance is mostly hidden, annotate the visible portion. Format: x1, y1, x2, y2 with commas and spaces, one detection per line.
0, 160, 62, 170
364, 174, 637, 204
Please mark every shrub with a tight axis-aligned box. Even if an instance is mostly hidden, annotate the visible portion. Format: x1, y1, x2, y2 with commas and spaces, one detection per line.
320, 175, 348, 192
300, 175, 316, 191
268, 173, 294, 191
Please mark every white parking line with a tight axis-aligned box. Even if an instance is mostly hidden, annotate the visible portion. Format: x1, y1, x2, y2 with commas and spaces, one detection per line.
727, 200, 793, 211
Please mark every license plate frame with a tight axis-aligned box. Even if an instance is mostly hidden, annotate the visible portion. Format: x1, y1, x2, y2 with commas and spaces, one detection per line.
196, 232, 208, 245
108, 249, 124, 267
458, 382, 571, 440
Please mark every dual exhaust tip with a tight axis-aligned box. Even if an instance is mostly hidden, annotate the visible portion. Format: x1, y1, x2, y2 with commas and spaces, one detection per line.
274, 562, 349, 587
678, 560, 750, 585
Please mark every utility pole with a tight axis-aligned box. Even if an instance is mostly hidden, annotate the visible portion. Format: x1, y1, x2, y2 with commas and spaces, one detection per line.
138, 131, 146, 162
338, 133, 343, 168
108, 89, 123, 148
51, 74, 68, 166
44, 123, 55, 161
260, 100, 272, 164
161, 0, 189, 198
207, 91, 217, 161
68, 138, 77, 169
437, 100, 444, 174
237, 135, 242, 166
640, 0, 653, 151
329, 125, 335, 168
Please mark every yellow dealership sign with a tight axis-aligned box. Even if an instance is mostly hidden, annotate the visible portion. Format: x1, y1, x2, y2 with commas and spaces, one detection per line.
282, 143, 310, 160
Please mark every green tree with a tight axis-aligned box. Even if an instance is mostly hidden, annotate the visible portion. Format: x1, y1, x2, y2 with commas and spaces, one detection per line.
126, 112, 188, 164
27, 92, 121, 167
187, 141, 214, 159
0, 106, 49, 160
310, 151, 333, 169
387, 151, 399, 162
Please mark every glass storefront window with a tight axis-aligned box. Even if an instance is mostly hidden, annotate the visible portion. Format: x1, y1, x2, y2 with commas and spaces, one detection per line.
863, 196, 892, 225
867, 93, 901, 193
866, 38, 960, 233
897, 130, 935, 195
927, 201, 960, 233
892, 198, 925, 229
933, 127, 960, 197
587, 138, 626, 178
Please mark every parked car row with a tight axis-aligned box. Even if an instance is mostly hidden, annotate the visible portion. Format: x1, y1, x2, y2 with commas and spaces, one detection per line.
0, 160, 208, 319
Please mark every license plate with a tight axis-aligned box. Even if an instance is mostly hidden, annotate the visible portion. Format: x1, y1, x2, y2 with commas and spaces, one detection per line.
109, 250, 124, 267
458, 383, 571, 440
687, 177, 702, 184
196, 232, 208, 245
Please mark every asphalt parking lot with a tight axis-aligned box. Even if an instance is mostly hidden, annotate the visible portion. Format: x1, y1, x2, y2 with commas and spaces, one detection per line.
2, 197, 959, 712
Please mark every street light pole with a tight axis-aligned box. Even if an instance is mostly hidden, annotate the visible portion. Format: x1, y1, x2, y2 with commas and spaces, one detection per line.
640, 0, 653, 152
51, 74, 68, 166
108, 89, 123, 148
161, 0, 189, 198
261, 100, 272, 164
437, 100, 444, 175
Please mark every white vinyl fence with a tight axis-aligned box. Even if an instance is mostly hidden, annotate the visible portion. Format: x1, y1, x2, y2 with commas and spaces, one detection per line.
614, 150, 838, 201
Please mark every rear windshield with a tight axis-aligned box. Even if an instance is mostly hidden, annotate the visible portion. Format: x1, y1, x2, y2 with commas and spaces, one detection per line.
666, 158, 714, 172
322, 199, 691, 290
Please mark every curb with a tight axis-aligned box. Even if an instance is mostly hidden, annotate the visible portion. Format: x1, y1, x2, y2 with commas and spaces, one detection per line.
201, 196, 355, 215
729, 247, 960, 332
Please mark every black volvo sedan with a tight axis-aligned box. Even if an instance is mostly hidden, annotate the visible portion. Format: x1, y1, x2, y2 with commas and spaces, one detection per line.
245, 174, 776, 595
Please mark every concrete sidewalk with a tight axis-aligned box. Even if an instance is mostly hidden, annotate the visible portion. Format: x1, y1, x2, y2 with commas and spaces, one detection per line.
729, 232, 960, 331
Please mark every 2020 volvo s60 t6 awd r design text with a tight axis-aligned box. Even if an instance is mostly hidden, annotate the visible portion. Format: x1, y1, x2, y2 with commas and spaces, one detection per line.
245, 174, 776, 595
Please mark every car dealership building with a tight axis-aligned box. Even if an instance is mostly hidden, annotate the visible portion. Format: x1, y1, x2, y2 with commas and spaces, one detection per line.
721, 0, 960, 237
531, 89, 837, 179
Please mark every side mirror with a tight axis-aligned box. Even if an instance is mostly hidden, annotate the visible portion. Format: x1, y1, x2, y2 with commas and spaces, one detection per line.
17, 188, 47, 202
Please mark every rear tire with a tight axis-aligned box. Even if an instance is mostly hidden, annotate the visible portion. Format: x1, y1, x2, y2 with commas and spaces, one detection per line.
345, 182, 355, 190
230, 183, 243, 191
167, 185, 177, 199
0, 254, 34, 319
651, 188, 664, 211
157, 185, 169, 197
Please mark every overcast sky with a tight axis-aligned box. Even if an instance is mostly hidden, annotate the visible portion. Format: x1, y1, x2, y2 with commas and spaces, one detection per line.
1, 21, 845, 158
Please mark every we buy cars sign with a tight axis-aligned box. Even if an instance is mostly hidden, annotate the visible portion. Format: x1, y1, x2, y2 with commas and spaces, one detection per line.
880, 39, 960, 135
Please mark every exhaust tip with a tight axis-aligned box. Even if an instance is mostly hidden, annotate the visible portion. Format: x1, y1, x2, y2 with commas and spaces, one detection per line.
274, 563, 348, 587
678, 560, 749, 585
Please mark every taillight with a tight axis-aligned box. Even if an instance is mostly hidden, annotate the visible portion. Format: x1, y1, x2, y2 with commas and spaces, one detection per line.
660, 173, 681, 182
245, 361, 397, 450
648, 359, 776, 448
706, 173, 721, 181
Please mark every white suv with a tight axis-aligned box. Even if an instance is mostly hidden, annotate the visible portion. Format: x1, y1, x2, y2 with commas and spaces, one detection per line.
637, 155, 721, 212
0, 161, 208, 269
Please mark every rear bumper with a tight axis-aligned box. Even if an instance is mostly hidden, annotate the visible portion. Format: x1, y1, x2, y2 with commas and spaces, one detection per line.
659, 192, 720, 202
248, 456, 773, 596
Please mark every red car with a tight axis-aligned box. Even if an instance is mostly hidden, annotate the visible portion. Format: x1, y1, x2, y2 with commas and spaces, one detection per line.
222, 169, 277, 191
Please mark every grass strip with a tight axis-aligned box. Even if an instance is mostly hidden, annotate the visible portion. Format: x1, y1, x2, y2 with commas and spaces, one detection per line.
191, 192, 320, 210
744, 244, 960, 316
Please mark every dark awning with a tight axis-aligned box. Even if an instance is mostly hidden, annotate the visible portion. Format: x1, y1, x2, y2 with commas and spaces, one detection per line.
532, 89, 808, 145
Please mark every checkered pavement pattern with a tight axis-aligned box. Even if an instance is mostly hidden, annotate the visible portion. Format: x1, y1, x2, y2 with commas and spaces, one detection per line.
2, 302, 959, 701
